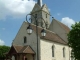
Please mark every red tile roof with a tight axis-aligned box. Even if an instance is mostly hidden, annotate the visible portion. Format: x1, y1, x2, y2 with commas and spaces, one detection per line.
8, 45, 35, 54
31, 24, 67, 45
19, 45, 35, 54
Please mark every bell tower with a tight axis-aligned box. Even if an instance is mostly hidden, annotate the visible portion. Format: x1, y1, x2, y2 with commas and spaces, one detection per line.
30, 0, 50, 29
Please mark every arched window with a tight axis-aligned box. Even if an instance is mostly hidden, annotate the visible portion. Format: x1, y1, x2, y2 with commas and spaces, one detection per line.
24, 36, 27, 43
52, 45, 55, 57
63, 47, 65, 57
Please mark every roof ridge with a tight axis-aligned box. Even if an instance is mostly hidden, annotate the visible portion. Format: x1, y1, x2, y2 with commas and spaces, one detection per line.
41, 4, 46, 9
23, 45, 29, 53
13, 45, 18, 53
56, 34, 67, 43
12, 45, 23, 53
46, 29, 56, 34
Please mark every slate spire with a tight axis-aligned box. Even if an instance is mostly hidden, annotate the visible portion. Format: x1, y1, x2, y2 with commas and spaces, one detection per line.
37, 0, 42, 7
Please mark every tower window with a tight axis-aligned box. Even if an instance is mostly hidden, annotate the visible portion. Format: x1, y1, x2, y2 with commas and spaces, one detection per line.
63, 47, 65, 57
46, 23, 48, 29
35, 14, 37, 18
41, 22, 43, 27
24, 36, 27, 43
52, 45, 55, 57
46, 14, 47, 18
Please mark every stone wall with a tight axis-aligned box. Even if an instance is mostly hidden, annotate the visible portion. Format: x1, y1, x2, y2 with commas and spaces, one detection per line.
40, 39, 71, 60
12, 21, 40, 60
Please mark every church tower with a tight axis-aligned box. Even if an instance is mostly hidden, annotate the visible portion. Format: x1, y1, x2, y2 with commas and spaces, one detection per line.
30, 0, 50, 29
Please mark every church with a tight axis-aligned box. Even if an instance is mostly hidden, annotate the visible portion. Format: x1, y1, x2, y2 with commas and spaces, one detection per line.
6, 0, 72, 60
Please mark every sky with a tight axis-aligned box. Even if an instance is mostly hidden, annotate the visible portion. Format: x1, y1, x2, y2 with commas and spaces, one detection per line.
0, 0, 80, 46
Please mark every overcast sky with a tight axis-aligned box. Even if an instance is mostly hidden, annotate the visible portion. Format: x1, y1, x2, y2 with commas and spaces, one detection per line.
0, 0, 80, 46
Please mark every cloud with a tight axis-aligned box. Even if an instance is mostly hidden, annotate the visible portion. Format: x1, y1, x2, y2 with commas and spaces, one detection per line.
0, 39, 5, 45
61, 17, 75, 28
0, 0, 36, 20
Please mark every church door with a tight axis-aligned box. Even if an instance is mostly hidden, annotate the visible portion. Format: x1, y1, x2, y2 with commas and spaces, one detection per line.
25, 58, 27, 60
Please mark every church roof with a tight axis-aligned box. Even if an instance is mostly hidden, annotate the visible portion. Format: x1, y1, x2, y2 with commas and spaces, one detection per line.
31, 3, 41, 13
41, 4, 50, 14
18, 45, 35, 54
30, 24, 67, 45
13, 45, 23, 53
8, 45, 35, 55
31, 3, 50, 14
53, 19, 70, 33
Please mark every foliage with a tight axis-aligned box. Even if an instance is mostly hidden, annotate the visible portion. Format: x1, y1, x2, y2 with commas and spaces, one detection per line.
0, 45, 10, 59
68, 22, 80, 60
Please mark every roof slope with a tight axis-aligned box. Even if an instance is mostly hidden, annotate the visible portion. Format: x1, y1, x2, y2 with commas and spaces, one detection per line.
41, 4, 50, 14
31, 3, 41, 13
19, 45, 35, 54
8, 45, 35, 54
30, 24, 67, 45
54, 19, 70, 33
13, 45, 23, 53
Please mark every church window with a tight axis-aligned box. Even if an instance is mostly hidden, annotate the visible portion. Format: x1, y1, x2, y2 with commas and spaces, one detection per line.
63, 47, 65, 57
52, 45, 55, 57
24, 36, 27, 43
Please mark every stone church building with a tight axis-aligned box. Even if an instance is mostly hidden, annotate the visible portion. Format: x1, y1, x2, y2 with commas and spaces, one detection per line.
6, 0, 72, 60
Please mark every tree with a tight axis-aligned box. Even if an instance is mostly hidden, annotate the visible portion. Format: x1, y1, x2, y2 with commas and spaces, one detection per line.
0, 45, 10, 59
68, 22, 80, 60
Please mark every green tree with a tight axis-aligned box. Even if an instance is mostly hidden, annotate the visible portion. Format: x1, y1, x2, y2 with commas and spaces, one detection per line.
68, 22, 80, 60
0, 45, 10, 59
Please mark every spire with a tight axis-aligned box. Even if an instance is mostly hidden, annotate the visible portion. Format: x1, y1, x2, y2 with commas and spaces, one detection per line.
37, 0, 42, 7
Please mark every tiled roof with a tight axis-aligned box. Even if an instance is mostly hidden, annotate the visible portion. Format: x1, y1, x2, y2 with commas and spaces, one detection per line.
31, 24, 67, 45
13, 45, 23, 53
19, 45, 35, 54
54, 19, 70, 33
8, 45, 35, 54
